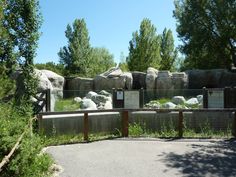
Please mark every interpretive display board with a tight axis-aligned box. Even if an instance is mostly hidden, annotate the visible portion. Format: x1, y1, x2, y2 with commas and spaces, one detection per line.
124, 91, 140, 109
207, 90, 224, 108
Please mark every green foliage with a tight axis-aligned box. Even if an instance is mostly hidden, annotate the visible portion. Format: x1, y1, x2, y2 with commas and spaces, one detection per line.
174, 0, 236, 69
35, 62, 64, 75
58, 18, 92, 76
129, 123, 145, 137
0, 103, 53, 177
160, 28, 178, 71
127, 18, 162, 72
1, 0, 42, 109
0, 66, 15, 99
55, 99, 81, 112
90, 47, 115, 77
127, 19, 178, 72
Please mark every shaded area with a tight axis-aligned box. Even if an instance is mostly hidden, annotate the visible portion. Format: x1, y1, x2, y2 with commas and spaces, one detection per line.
161, 139, 236, 177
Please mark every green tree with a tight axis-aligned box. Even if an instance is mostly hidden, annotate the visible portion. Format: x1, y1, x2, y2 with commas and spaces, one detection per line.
58, 18, 92, 76
90, 47, 115, 76
35, 62, 64, 75
174, 0, 236, 69
1, 0, 42, 107
127, 18, 161, 72
160, 28, 178, 70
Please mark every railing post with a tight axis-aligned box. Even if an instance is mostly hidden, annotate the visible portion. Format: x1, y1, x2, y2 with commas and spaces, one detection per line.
84, 113, 89, 142
178, 110, 184, 138
46, 89, 51, 112
122, 110, 129, 137
234, 112, 236, 137
37, 114, 43, 134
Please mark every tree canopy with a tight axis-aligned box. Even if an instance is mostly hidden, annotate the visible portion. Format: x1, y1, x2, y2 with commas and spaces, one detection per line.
0, 0, 42, 106
126, 18, 162, 72
160, 28, 178, 70
58, 18, 92, 76
174, 0, 236, 69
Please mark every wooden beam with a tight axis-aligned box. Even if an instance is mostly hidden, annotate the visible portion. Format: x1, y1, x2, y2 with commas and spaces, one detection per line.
84, 113, 89, 142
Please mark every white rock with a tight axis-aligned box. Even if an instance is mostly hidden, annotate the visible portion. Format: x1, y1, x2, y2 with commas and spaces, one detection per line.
171, 96, 186, 105
162, 102, 176, 109
186, 98, 199, 105
73, 97, 82, 103
86, 91, 98, 99
81, 98, 97, 110
146, 67, 158, 90
197, 95, 203, 103
104, 101, 113, 109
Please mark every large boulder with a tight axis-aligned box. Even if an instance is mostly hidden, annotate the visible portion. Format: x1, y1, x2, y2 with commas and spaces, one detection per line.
41, 70, 64, 98
131, 71, 146, 89
186, 69, 236, 89
34, 69, 53, 91
156, 71, 173, 90
81, 98, 97, 110
94, 67, 133, 91
146, 67, 158, 90
171, 96, 186, 105
172, 72, 188, 89
66, 77, 94, 91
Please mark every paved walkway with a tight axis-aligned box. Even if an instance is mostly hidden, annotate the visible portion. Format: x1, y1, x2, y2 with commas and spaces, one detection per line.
46, 138, 236, 177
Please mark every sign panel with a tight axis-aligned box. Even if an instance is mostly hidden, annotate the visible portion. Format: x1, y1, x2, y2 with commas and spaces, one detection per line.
124, 91, 140, 109
208, 90, 224, 108
117, 91, 124, 100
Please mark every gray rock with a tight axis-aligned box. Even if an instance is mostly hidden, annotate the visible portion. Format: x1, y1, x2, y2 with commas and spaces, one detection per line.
86, 91, 98, 99
91, 94, 110, 104
99, 90, 112, 97
34, 69, 53, 91
146, 67, 158, 90
73, 97, 82, 103
94, 67, 133, 90
131, 71, 146, 89
81, 98, 97, 110
197, 95, 203, 103
186, 69, 233, 89
171, 96, 186, 105
98, 101, 113, 110
172, 72, 188, 89
162, 102, 176, 109
41, 70, 65, 98
66, 77, 94, 92
103, 67, 123, 78
156, 71, 173, 90
186, 98, 199, 105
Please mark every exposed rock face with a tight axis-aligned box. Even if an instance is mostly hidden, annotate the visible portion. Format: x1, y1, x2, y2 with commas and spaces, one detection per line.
131, 71, 146, 89
73, 97, 82, 103
172, 72, 188, 89
66, 77, 94, 91
94, 67, 133, 91
34, 69, 53, 91
156, 71, 173, 90
41, 70, 65, 98
186, 69, 236, 89
146, 67, 158, 90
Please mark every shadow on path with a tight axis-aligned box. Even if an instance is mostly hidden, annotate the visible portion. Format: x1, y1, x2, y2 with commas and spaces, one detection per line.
160, 139, 236, 177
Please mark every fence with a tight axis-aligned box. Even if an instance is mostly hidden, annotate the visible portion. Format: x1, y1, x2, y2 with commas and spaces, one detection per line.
38, 108, 236, 141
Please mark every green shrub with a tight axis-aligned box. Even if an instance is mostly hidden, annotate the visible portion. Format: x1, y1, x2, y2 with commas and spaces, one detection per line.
0, 103, 53, 177
129, 123, 145, 137
55, 99, 81, 112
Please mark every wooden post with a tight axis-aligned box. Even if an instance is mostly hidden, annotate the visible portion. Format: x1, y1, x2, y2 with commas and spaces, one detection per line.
139, 88, 144, 108
84, 113, 89, 142
122, 110, 129, 137
46, 89, 51, 112
203, 87, 208, 108
37, 114, 43, 134
234, 112, 236, 138
178, 111, 184, 138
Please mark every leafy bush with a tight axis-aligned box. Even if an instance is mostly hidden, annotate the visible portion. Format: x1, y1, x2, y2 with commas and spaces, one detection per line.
0, 103, 53, 177
55, 99, 81, 112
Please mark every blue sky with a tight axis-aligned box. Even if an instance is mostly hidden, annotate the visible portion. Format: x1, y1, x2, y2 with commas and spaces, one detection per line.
36, 0, 179, 64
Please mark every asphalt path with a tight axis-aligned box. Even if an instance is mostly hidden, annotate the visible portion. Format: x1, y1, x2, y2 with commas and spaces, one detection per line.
46, 138, 236, 177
